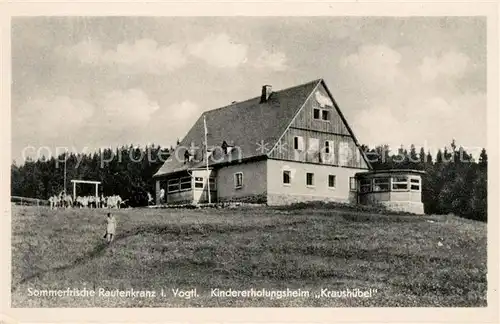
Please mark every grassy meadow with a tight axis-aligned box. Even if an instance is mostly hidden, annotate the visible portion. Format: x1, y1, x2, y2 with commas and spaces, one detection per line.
11, 205, 487, 307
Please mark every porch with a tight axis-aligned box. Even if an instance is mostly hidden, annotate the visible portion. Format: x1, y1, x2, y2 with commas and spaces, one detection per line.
353, 169, 425, 214
155, 169, 217, 205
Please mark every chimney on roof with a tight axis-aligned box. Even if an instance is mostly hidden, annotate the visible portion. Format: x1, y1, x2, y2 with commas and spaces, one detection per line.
260, 85, 272, 103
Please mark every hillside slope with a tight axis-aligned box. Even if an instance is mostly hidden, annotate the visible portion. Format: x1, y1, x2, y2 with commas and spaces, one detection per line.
11, 206, 487, 307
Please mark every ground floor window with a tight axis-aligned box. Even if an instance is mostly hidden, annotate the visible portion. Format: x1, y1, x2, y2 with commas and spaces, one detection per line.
168, 177, 192, 192
283, 170, 291, 185
306, 172, 314, 186
359, 179, 371, 193
209, 177, 217, 190
234, 172, 243, 189
194, 176, 217, 190
180, 177, 192, 190
194, 177, 204, 188
410, 177, 421, 191
392, 176, 408, 190
356, 174, 421, 193
167, 179, 180, 193
328, 175, 336, 188
349, 177, 357, 192
373, 177, 390, 192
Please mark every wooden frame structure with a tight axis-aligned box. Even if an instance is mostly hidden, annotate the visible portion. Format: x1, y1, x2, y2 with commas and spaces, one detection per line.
70, 180, 101, 201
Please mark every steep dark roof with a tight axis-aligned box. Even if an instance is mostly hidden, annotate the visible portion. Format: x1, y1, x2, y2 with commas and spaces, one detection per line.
154, 79, 322, 177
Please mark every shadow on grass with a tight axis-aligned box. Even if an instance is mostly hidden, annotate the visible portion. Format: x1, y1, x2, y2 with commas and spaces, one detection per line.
120, 219, 307, 237
13, 219, 308, 291
274, 201, 417, 216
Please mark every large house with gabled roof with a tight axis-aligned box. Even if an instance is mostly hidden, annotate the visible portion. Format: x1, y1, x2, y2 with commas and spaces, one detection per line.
153, 79, 425, 214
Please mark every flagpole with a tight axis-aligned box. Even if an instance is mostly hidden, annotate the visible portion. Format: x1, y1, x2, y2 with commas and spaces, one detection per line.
63, 150, 67, 196
204, 115, 211, 204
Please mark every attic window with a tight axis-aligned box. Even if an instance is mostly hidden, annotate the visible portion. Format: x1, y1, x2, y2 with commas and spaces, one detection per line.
206, 150, 214, 161
314, 108, 330, 121
183, 150, 192, 164
221, 140, 234, 155
313, 109, 320, 119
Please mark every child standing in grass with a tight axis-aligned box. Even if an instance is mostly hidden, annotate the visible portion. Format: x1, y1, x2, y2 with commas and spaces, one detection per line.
104, 212, 117, 243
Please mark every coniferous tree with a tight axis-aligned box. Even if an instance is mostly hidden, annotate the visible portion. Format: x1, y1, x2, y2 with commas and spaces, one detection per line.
426, 151, 433, 165
419, 147, 426, 165
479, 148, 488, 167
436, 149, 444, 164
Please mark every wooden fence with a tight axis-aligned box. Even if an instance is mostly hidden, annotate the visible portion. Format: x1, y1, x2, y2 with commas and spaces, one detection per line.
11, 196, 49, 206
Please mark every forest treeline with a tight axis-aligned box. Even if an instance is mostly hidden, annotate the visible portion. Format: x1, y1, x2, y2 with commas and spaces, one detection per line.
11, 140, 487, 221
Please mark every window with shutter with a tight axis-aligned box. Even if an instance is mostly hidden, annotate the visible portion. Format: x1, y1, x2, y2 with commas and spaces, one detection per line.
298, 136, 304, 151
322, 140, 335, 164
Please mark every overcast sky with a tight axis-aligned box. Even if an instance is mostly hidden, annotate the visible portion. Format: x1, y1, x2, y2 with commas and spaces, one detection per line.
11, 17, 486, 163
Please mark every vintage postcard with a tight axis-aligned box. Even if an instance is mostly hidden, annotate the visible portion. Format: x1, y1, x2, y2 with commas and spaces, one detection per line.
1, 1, 498, 323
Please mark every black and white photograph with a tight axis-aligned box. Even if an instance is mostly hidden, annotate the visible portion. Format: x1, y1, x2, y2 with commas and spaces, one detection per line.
2, 3, 497, 316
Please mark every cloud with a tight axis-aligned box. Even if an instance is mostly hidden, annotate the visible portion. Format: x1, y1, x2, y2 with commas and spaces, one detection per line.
100, 89, 160, 128
419, 51, 470, 82
15, 96, 94, 139
58, 35, 251, 71
154, 100, 201, 130
339, 44, 484, 155
102, 39, 187, 74
139, 100, 202, 146
188, 34, 248, 68
341, 45, 406, 92
164, 100, 201, 123
56, 39, 187, 74
254, 50, 287, 71
353, 92, 486, 155
12, 88, 201, 160
55, 40, 104, 65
